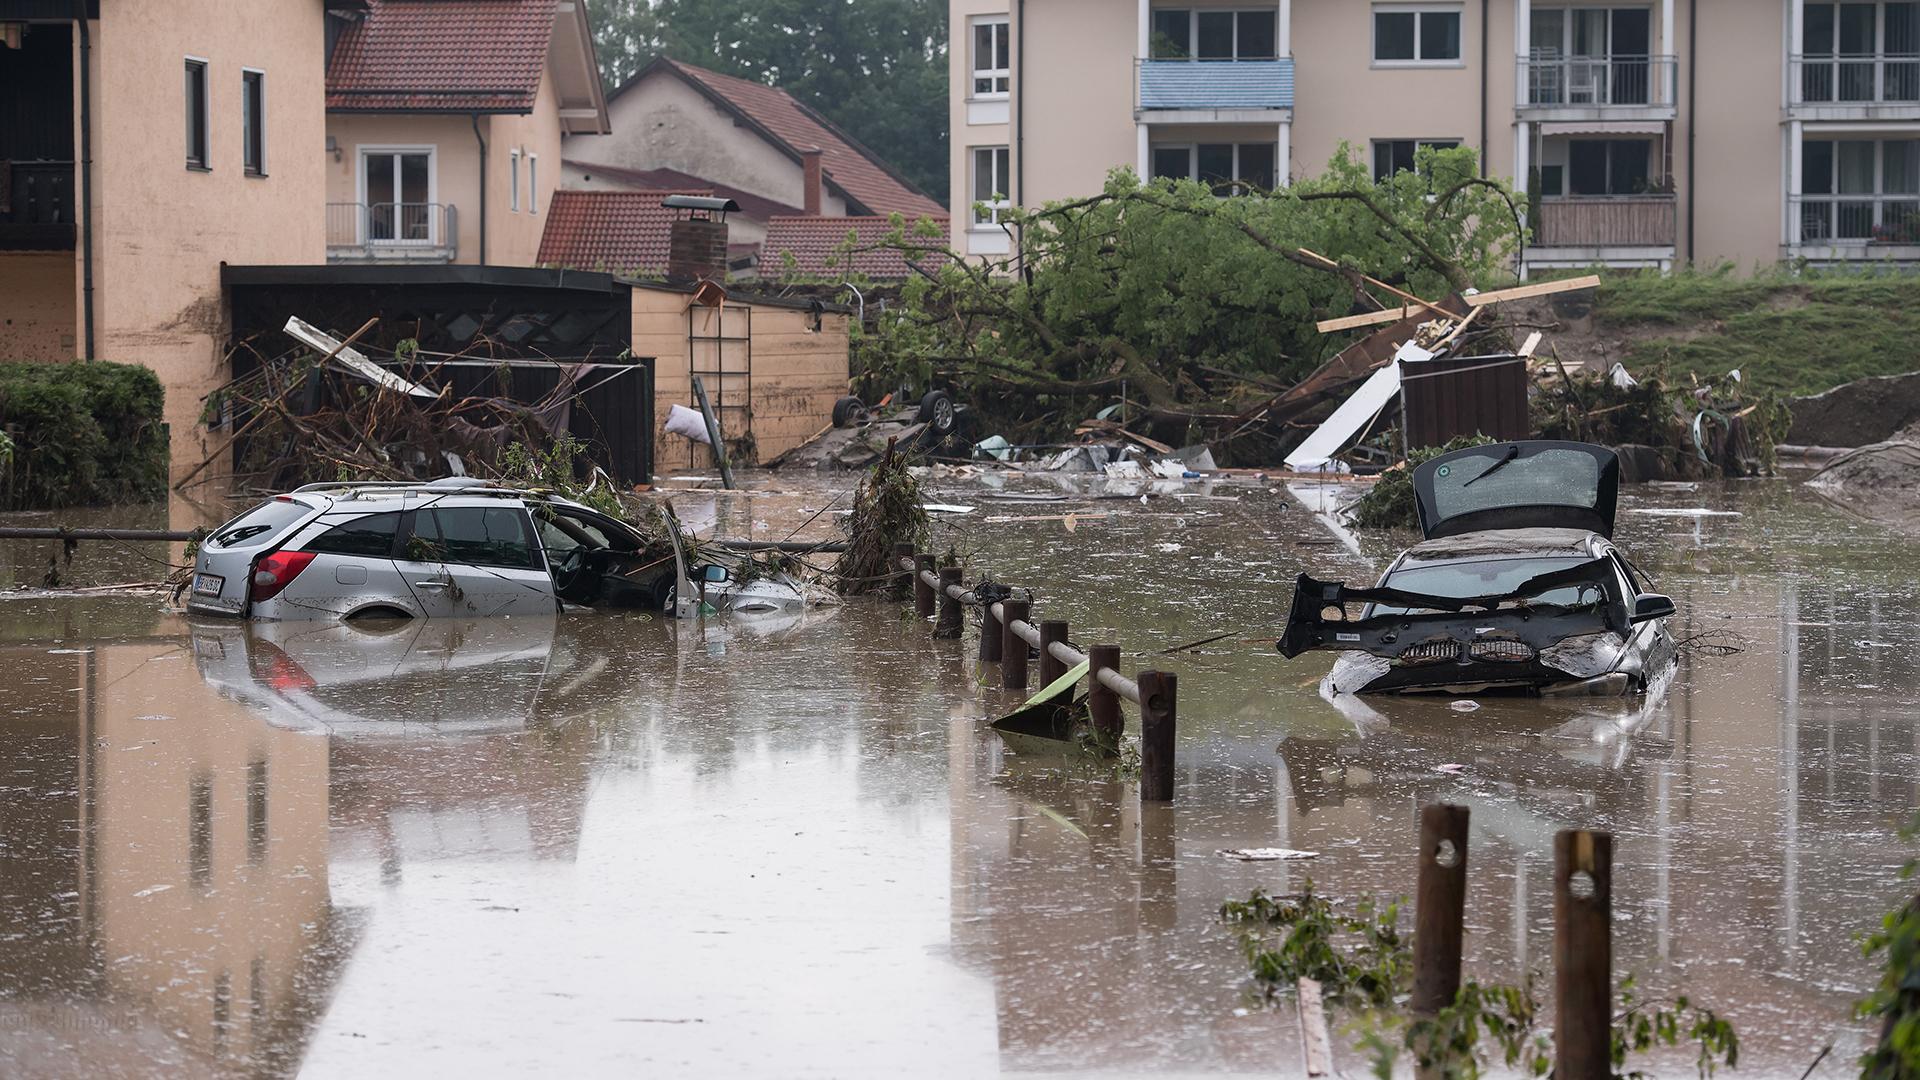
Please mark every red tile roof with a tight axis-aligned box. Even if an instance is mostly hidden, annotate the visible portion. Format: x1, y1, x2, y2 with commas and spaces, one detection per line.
760, 216, 949, 281
635, 59, 945, 219
560, 159, 802, 223
537, 189, 709, 274
327, 0, 555, 113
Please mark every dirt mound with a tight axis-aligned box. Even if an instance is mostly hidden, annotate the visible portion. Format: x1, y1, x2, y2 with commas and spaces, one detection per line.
1806, 439, 1920, 529
1787, 371, 1920, 448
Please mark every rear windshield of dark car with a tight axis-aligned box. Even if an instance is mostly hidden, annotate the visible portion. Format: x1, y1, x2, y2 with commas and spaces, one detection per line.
206, 498, 314, 550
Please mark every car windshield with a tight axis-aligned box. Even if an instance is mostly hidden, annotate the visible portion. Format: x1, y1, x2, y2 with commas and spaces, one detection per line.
1371, 556, 1607, 616
207, 498, 313, 550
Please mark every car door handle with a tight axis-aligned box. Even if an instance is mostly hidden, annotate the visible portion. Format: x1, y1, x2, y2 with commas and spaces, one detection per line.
412, 579, 450, 590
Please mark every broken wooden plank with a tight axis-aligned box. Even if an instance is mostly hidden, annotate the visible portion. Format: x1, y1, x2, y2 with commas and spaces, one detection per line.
1315, 274, 1602, 334
1297, 976, 1332, 1077
283, 316, 437, 399
1518, 330, 1544, 358
1299, 248, 1452, 321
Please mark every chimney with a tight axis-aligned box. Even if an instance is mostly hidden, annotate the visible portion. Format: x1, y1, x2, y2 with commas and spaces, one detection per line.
802, 147, 823, 216
662, 194, 735, 281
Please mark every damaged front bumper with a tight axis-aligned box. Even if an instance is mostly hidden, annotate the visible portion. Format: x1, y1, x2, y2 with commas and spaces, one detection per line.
1278, 560, 1639, 696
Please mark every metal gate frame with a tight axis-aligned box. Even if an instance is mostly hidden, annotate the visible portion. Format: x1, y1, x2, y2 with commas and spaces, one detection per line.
689, 302, 752, 460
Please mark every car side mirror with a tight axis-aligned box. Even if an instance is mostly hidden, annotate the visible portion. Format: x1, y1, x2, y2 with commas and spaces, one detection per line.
701, 564, 730, 583
1631, 593, 1675, 624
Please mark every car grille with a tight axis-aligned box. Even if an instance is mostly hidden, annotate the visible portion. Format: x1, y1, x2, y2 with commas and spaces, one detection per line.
1469, 638, 1535, 663
1398, 640, 1461, 666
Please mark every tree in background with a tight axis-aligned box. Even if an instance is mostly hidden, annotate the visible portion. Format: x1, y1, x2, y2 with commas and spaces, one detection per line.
587, 0, 949, 203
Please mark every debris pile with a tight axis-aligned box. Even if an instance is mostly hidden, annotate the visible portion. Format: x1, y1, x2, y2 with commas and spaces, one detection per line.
833, 438, 930, 594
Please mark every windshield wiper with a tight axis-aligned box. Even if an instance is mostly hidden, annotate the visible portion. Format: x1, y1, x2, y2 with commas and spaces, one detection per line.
1461, 443, 1519, 488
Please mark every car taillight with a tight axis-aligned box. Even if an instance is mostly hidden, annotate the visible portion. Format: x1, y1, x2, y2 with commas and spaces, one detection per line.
250, 551, 316, 602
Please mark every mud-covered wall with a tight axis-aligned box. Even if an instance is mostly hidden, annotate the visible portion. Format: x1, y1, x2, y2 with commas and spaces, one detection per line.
0, 254, 78, 361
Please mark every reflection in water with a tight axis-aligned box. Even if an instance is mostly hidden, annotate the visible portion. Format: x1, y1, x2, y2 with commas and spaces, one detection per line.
0, 478, 1917, 1076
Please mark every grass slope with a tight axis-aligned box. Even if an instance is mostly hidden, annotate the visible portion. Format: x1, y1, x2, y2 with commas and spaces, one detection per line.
1591, 268, 1920, 397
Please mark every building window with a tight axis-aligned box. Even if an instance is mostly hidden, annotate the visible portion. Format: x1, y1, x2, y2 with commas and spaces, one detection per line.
185, 58, 209, 169
510, 149, 521, 211
242, 69, 266, 176
1801, 137, 1920, 241
972, 145, 1010, 225
361, 148, 435, 242
972, 16, 1010, 96
1527, 8, 1654, 106
1565, 139, 1652, 195
1371, 139, 1461, 180
1151, 143, 1278, 191
1149, 9, 1277, 58
1802, 2, 1920, 102
1374, 5, 1463, 64
529, 153, 539, 213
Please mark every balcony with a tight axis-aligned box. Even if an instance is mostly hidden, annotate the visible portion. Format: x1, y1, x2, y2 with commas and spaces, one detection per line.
326, 202, 458, 263
1792, 193, 1920, 261
1517, 55, 1678, 121
1532, 195, 1676, 249
1135, 58, 1294, 122
1790, 54, 1920, 119
0, 161, 76, 251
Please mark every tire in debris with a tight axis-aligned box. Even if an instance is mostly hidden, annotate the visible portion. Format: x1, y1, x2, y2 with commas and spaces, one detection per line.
918, 390, 956, 434
832, 396, 866, 428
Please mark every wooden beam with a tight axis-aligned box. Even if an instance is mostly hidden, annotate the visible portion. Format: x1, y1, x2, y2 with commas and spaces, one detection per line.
1517, 330, 1544, 358
1315, 274, 1602, 334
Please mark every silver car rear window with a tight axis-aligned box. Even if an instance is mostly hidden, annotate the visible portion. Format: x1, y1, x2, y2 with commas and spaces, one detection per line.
206, 498, 314, 550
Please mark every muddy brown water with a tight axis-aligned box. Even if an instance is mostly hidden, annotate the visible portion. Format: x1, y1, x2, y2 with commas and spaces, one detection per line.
0, 473, 1911, 1077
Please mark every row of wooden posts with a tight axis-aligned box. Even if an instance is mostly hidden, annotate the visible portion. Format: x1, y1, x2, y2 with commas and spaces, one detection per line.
891, 543, 1180, 801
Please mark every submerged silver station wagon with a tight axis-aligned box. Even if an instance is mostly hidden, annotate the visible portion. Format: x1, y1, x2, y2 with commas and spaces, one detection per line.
187, 479, 680, 620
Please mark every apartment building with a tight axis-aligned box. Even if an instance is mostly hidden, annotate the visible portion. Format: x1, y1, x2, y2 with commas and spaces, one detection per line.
950, 0, 1920, 273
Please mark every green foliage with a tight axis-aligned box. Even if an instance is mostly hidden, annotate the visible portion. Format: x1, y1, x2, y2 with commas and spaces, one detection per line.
1398, 979, 1551, 1080
1859, 815, 1920, 1080
585, 0, 948, 200
0, 361, 167, 509
492, 436, 631, 521
862, 148, 1523, 449
832, 440, 928, 594
1613, 977, 1740, 1080
1346, 435, 1495, 531
1594, 266, 1920, 397
1220, 883, 1409, 1009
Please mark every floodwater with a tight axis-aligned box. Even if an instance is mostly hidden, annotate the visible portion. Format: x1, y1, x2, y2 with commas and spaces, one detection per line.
0, 472, 1913, 1077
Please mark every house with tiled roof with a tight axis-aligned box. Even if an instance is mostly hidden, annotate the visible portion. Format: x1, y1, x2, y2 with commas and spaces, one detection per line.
323, 0, 609, 267
536, 188, 704, 276
563, 56, 944, 226
759, 216, 950, 281
562, 159, 798, 255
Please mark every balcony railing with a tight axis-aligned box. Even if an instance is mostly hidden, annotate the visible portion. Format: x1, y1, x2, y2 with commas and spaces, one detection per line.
1136, 57, 1295, 112
1531, 195, 1676, 248
326, 202, 458, 262
1793, 193, 1920, 246
1791, 54, 1920, 106
0, 161, 76, 250
1519, 55, 1677, 109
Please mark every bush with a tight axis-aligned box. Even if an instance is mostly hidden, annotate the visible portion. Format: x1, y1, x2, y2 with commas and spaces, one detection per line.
0, 361, 167, 509
1346, 435, 1495, 531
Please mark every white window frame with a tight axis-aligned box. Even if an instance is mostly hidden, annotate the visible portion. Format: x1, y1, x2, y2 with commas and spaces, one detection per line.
185, 55, 211, 171
1370, 138, 1464, 180
1149, 8, 1282, 60
972, 145, 1011, 227
510, 148, 521, 212
528, 153, 539, 213
241, 67, 267, 177
355, 144, 439, 247
970, 15, 1011, 99
1371, 3, 1466, 67
1148, 141, 1280, 189
1801, 136, 1920, 241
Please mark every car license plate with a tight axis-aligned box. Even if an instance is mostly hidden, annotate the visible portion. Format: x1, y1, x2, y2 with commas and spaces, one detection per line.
192, 572, 225, 597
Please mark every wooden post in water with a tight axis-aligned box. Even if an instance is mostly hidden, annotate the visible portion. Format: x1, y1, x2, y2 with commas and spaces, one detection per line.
979, 595, 1003, 663
1554, 829, 1614, 1080
1000, 598, 1031, 690
935, 567, 964, 639
913, 554, 936, 618
891, 542, 915, 600
1138, 670, 1176, 802
1411, 804, 1470, 1021
1038, 621, 1069, 687
1089, 644, 1122, 742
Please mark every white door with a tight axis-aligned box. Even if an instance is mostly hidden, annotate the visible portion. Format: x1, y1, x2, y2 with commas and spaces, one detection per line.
394, 504, 557, 618
362, 150, 434, 244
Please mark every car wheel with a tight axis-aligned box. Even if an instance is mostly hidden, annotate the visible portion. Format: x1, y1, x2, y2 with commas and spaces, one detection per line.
832, 396, 866, 428
650, 575, 676, 612
918, 390, 955, 434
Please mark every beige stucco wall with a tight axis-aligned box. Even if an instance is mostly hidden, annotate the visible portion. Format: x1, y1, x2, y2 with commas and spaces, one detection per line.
565, 73, 850, 217
1689, 0, 1786, 268
325, 113, 482, 262
487, 67, 567, 267
0, 253, 78, 360
89, 0, 329, 482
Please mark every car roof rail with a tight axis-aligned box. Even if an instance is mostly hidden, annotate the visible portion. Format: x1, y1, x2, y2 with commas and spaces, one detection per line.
287, 479, 529, 500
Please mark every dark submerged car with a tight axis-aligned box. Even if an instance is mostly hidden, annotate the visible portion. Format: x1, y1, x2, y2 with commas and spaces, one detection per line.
1277, 441, 1677, 696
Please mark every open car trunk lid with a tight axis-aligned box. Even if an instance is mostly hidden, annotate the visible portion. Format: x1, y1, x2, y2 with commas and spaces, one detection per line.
1413, 441, 1619, 540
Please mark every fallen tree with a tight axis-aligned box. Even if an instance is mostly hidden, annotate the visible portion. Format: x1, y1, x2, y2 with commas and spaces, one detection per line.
850, 145, 1525, 461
